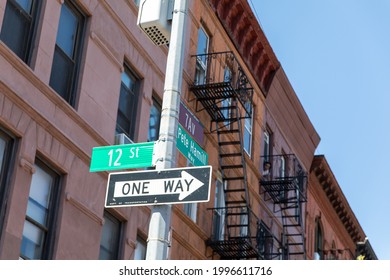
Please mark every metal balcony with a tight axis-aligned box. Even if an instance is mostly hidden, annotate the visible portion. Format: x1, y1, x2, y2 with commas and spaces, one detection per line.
206, 206, 281, 260
259, 154, 308, 259
260, 154, 307, 205
190, 51, 253, 123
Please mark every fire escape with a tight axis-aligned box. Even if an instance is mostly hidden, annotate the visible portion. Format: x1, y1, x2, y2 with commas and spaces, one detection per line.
190, 51, 264, 259
259, 154, 307, 259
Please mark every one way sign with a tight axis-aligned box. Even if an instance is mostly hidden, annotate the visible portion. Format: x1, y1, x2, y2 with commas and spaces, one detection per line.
105, 166, 212, 207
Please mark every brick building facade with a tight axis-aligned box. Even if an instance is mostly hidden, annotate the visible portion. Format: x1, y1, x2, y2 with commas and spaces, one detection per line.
0, 0, 375, 259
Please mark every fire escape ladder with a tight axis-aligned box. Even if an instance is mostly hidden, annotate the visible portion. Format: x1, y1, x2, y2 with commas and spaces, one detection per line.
191, 51, 258, 259
209, 96, 257, 259
216, 104, 249, 207
281, 201, 306, 259
260, 155, 307, 259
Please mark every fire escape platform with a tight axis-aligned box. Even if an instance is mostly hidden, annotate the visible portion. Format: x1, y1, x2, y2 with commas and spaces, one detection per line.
191, 82, 251, 122
206, 238, 259, 259
260, 177, 306, 204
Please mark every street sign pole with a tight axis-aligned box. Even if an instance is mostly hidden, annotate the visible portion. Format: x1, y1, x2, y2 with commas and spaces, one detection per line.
146, 0, 188, 260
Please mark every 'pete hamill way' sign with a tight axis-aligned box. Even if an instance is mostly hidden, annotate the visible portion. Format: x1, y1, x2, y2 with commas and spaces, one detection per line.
105, 166, 212, 207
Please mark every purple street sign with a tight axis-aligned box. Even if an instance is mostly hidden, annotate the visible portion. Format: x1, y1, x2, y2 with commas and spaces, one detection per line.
179, 102, 204, 145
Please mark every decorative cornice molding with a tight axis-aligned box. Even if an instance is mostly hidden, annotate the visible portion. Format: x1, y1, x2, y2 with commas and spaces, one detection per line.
208, 0, 280, 95
311, 155, 365, 242
65, 192, 104, 225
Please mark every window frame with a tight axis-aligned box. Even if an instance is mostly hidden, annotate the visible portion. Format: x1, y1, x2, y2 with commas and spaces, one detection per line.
314, 218, 324, 260
263, 129, 272, 160
183, 160, 197, 222
49, 0, 86, 106
0, 0, 41, 64
147, 96, 162, 142
195, 26, 209, 85
19, 159, 61, 260
0, 129, 16, 238
243, 102, 253, 156
213, 178, 226, 241
99, 210, 124, 260
116, 63, 141, 141
134, 234, 147, 260
257, 221, 274, 260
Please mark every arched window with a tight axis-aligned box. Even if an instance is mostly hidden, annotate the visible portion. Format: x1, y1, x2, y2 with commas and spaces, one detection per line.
314, 218, 323, 260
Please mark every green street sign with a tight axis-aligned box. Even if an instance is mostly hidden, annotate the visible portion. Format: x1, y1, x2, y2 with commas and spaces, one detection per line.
90, 142, 155, 172
176, 124, 208, 166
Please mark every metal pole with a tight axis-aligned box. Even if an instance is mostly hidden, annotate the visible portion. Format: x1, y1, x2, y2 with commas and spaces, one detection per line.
146, 0, 188, 260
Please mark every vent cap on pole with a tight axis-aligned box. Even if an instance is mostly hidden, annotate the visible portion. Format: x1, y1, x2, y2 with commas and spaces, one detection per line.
137, 0, 173, 46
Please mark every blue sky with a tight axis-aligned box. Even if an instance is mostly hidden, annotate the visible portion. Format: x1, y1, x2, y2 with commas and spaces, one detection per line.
250, 0, 390, 259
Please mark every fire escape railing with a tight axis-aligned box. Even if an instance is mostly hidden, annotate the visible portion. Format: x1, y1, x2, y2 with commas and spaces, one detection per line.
259, 154, 308, 259
260, 154, 307, 205
207, 206, 282, 260
191, 51, 253, 124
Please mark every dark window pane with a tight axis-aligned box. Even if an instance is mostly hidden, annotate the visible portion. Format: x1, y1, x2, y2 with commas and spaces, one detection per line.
56, 4, 78, 58
99, 212, 121, 259
0, 131, 14, 234
148, 99, 161, 142
0, 0, 34, 61
49, 0, 85, 106
0, 138, 6, 172
49, 47, 74, 101
116, 67, 139, 139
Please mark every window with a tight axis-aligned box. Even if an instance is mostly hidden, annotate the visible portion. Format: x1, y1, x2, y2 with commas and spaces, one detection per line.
257, 222, 274, 260
221, 67, 232, 128
0, 0, 40, 64
183, 160, 197, 221
116, 65, 140, 141
213, 178, 225, 240
0, 130, 15, 235
183, 202, 197, 222
20, 160, 60, 260
99, 211, 122, 259
279, 154, 286, 201
263, 129, 271, 161
243, 102, 253, 156
295, 168, 305, 220
134, 235, 146, 260
194, 27, 209, 85
49, 0, 86, 106
314, 219, 323, 260
239, 207, 248, 237
147, 97, 161, 142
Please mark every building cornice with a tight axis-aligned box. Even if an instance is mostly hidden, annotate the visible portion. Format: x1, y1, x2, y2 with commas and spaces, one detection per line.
207, 0, 280, 95
311, 155, 366, 243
